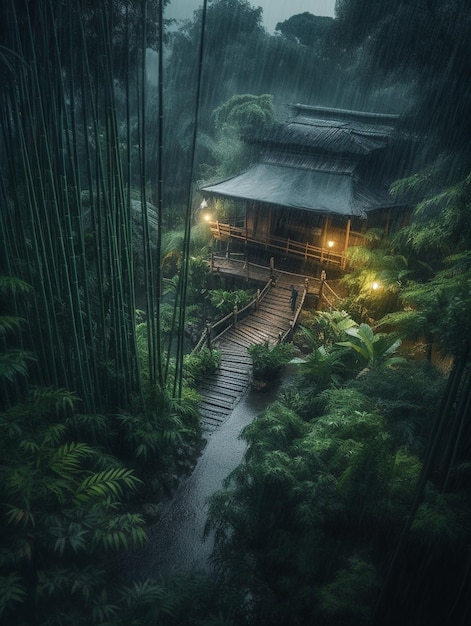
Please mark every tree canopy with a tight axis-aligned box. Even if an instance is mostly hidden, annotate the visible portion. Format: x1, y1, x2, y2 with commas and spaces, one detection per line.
331, 0, 471, 153
275, 12, 333, 51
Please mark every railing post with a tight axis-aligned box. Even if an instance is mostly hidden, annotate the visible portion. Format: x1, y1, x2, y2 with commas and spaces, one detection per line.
233, 305, 238, 329
317, 270, 326, 310
270, 256, 274, 277
205, 320, 212, 350
256, 288, 260, 310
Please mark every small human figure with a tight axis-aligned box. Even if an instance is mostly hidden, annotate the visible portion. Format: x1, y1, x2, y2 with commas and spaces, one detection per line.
289, 285, 298, 312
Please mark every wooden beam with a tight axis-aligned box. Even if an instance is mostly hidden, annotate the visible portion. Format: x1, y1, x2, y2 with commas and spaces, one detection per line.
342, 218, 351, 270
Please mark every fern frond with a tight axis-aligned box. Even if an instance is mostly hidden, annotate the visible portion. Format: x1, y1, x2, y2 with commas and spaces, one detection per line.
0, 316, 25, 336
0, 350, 36, 382
0, 276, 32, 297
74, 468, 140, 503
0, 573, 27, 618
49, 442, 94, 477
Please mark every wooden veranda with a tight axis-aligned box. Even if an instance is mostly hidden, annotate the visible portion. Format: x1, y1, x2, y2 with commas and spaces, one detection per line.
208, 220, 365, 270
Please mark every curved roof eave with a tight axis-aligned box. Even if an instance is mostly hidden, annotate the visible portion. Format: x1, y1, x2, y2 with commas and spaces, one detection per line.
200, 162, 395, 219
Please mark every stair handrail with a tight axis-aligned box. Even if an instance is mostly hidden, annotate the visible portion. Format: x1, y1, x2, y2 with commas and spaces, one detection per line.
192, 277, 274, 352
278, 279, 308, 344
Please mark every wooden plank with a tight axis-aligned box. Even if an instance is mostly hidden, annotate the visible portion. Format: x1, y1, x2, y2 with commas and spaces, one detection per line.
200, 398, 234, 411
244, 316, 285, 332
202, 385, 239, 400
239, 326, 281, 343
215, 369, 250, 381
200, 407, 227, 420
235, 326, 270, 344
200, 399, 234, 413
201, 393, 237, 408
219, 360, 251, 369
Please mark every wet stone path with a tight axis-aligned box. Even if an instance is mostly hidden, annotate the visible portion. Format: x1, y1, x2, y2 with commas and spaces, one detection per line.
122, 376, 291, 581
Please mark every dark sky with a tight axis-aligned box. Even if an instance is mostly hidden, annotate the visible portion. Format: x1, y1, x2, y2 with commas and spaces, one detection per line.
166, 0, 336, 33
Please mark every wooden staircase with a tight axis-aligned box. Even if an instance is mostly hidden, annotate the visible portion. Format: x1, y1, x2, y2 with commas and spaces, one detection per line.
197, 283, 295, 432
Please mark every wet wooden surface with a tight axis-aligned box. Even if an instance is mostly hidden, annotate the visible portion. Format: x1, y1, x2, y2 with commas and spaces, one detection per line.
198, 282, 299, 431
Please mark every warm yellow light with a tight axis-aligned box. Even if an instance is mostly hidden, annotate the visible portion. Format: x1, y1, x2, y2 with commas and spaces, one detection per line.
202, 212, 211, 222
328, 240, 334, 248
372, 281, 379, 290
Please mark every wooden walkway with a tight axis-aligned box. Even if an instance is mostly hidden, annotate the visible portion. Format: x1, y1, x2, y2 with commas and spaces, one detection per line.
195, 256, 341, 432
198, 270, 311, 432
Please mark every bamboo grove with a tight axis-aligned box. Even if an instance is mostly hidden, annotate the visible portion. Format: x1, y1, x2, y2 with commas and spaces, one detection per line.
0, 0, 199, 412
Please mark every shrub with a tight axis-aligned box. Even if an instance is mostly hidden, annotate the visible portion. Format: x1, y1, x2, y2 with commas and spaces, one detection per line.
183, 348, 221, 387
248, 341, 297, 384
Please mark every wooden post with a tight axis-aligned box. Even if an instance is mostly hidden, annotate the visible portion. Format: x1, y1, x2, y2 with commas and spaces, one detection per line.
270, 256, 275, 278
245, 205, 248, 242
342, 218, 351, 269
205, 320, 212, 350
256, 288, 260, 310
233, 305, 238, 329
317, 270, 326, 310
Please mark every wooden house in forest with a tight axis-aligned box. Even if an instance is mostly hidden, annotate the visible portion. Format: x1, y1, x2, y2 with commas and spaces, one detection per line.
200, 104, 416, 271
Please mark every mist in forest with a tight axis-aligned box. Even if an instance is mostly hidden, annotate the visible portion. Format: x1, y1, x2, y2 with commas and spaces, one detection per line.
1, 1, 471, 626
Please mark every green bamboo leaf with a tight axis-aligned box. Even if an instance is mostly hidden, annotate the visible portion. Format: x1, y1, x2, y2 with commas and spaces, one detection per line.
0, 276, 32, 297
0, 350, 36, 382
49, 441, 93, 477
74, 468, 140, 503
4, 505, 35, 529
0, 573, 27, 618
0, 316, 25, 336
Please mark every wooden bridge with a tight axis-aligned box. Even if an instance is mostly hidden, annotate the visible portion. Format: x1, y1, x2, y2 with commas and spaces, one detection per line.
195, 256, 341, 432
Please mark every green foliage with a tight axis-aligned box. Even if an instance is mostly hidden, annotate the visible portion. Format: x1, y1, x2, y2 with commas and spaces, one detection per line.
337, 322, 404, 369
295, 345, 347, 389
410, 483, 471, 557
207, 376, 424, 624
350, 361, 446, 453
331, 0, 471, 153
0, 573, 26, 621
210, 288, 253, 316
248, 341, 297, 383
183, 348, 221, 387
294, 310, 357, 350
0, 350, 36, 382
0, 276, 32, 297
275, 13, 333, 50
0, 386, 148, 625
316, 557, 380, 625
341, 242, 415, 321
404, 172, 471, 254
212, 94, 275, 136
116, 409, 188, 465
